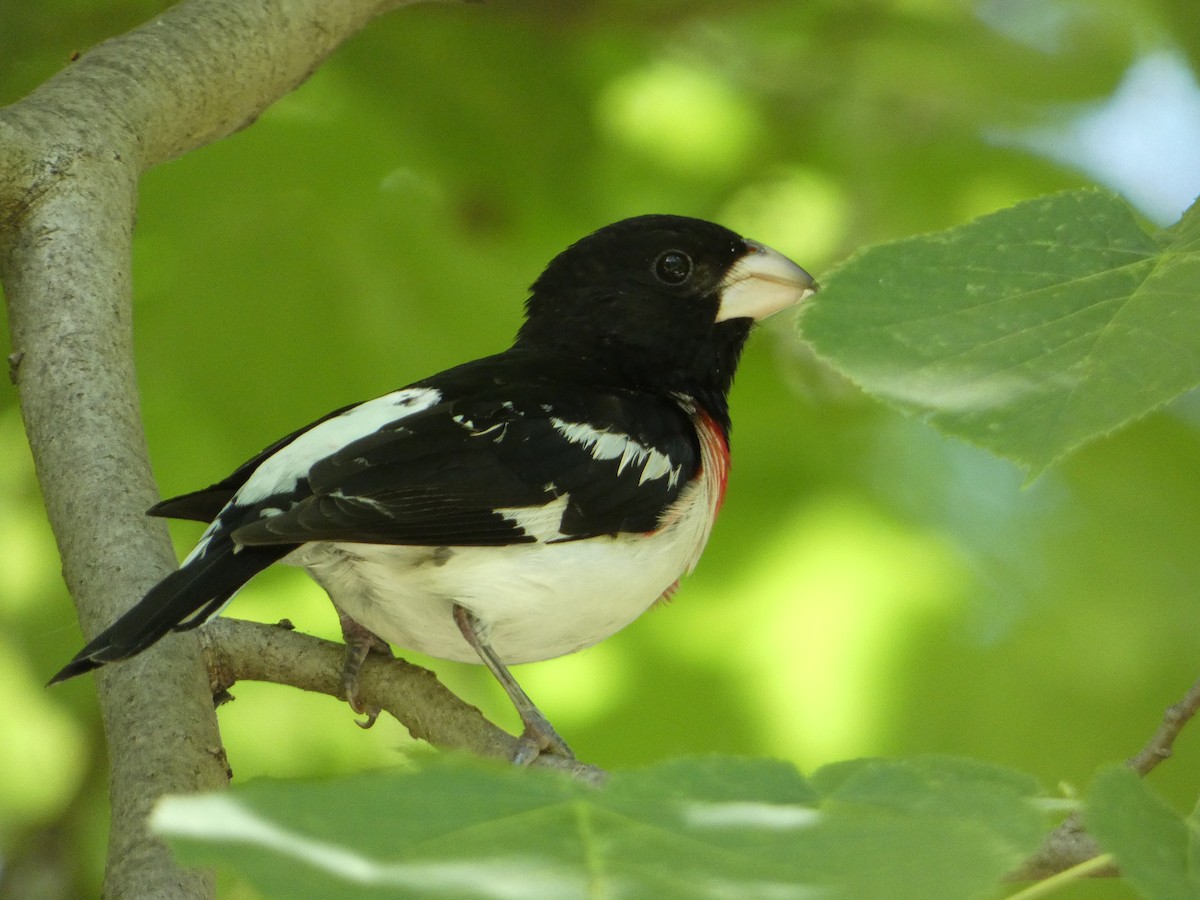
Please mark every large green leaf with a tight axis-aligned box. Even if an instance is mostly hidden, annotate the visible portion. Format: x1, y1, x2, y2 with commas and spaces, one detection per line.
153, 754, 1046, 899
802, 189, 1200, 473
1085, 765, 1200, 900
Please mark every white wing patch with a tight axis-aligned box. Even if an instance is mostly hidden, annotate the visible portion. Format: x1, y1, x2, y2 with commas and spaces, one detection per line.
234, 387, 441, 504
550, 417, 681, 488
495, 493, 572, 542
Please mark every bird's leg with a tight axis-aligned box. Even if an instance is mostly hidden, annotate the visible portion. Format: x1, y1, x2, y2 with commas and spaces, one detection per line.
452, 603, 574, 764
336, 606, 393, 729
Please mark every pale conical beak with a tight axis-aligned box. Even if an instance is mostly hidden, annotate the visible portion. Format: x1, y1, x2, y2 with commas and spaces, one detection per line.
716, 240, 818, 322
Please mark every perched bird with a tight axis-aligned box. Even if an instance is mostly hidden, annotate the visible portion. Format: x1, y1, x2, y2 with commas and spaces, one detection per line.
50, 215, 816, 763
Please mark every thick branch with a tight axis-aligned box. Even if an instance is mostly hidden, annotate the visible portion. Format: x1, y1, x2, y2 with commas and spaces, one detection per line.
0, 0, 449, 896
0, 0, 427, 182
2, 130, 226, 900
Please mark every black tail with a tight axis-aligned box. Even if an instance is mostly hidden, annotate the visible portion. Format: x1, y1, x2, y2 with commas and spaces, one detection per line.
48, 538, 292, 685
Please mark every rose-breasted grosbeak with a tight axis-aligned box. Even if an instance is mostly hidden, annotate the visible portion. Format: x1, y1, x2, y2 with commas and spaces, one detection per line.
51, 215, 816, 762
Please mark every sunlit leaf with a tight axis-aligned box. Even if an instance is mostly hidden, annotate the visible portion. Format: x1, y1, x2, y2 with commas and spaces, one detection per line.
802, 189, 1200, 473
154, 755, 1047, 899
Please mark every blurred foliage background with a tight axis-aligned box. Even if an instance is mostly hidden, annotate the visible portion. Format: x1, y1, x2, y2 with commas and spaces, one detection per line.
2, 0, 1200, 896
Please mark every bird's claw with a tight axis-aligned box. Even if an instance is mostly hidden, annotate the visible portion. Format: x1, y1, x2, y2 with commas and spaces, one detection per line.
348, 692, 381, 730
511, 715, 575, 766
341, 654, 384, 729
338, 608, 392, 729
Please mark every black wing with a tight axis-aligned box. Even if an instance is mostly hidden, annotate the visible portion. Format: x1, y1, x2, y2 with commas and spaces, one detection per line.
148, 402, 359, 522
230, 382, 700, 549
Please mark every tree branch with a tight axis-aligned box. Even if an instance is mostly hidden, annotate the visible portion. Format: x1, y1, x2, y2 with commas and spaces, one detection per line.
1006, 812, 1110, 884
201, 618, 608, 785
1, 1, 451, 896
1126, 675, 1200, 776
1009, 675, 1200, 884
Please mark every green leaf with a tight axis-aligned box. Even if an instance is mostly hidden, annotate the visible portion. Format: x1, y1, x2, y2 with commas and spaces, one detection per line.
814, 755, 1042, 844
1085, 764, 1200, 899
153, 754, 1048, 899
805, 755, 1045, 898
801, 189, 1200, 474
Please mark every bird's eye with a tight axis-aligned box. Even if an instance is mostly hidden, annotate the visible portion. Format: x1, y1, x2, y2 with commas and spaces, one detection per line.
653, 250, 693, 285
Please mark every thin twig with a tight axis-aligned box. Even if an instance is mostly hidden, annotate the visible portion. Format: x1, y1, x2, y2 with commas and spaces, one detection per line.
1010, 674, 1200, 884
1126, 676, 1200, 776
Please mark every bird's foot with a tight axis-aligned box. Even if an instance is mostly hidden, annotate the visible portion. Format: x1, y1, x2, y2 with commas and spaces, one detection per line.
450, 602, 575, 764
512, 710, 575, 766
337, 609, 393, 729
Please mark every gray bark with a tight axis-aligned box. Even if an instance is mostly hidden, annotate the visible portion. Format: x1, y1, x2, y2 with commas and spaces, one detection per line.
0, 1, 447, 896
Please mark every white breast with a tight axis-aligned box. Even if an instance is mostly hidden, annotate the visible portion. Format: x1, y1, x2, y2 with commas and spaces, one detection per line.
287, 474, 716, 665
